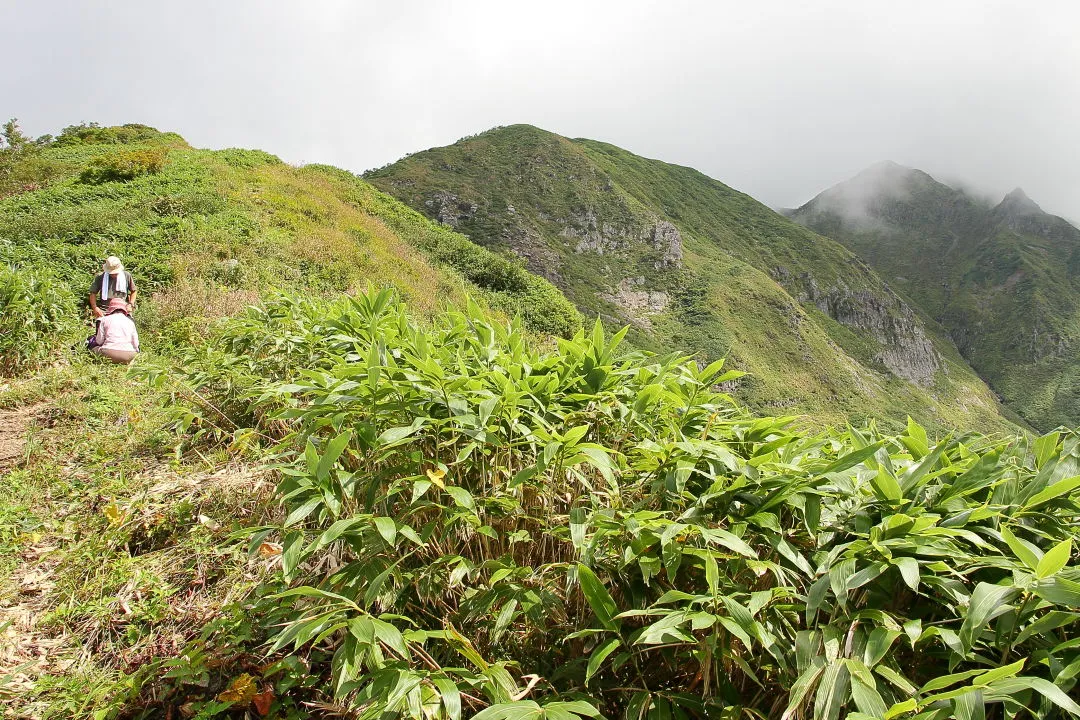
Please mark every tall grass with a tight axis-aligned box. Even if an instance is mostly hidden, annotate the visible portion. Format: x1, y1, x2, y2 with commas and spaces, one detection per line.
158, 290, 1080, 719
0, 264, 79, 375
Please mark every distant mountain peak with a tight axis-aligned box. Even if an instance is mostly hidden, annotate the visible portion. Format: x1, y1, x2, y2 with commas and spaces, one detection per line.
996, 187, 1043, 217
795, 161, 941, 223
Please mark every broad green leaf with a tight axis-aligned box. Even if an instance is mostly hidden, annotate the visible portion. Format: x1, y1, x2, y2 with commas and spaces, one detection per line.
444, 486, 475, 510
585, 637, 620, 685
821, 442, 883, 475
988, 676, 1080, 716
875, 665, 918, 696
900, 439, 947, 493
284, 496, 322, 527
1034, 576, 1080, 607
702, 528, 757, 558
569, 507, 587, 551
377, 421, 424, 447
373, 517, 397, 545
864, 628, 901, 668
576, 564, 620, 633
781, 658, 825, 720
951, 690, 984, 720
971, 658, 1024, 687
813, 660, 849, 720
1033, 431, 1060, 469
846, 660, 887, 718
921, 667, 987, 693
1021, 473, 1080, 511
432, 677, 462, 720
893, 557, 920, 591
492, 599, 518, 643
1036, 537, 1072, 579
869, 470, 903, 502
959, 582, 1019, 651
904, 417, 929, 459
1000, 525, 1042, 571
883, 699, 917, 719
316, 430, 352, 482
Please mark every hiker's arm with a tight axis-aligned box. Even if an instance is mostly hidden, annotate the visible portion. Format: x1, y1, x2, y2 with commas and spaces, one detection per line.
133, 324, 140, 352
127, 279, 137, 310
95, 318, 106, 346
88, 292, 103, 318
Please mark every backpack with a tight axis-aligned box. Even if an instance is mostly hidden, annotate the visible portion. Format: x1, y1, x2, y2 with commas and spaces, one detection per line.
86, 319, 101, 351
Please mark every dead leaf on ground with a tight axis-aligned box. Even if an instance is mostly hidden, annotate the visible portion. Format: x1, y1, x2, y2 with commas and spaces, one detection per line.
258, 541, 282, 558
217, 672, 257, 703
197, 514, 221, 531
253, 687, 275, 715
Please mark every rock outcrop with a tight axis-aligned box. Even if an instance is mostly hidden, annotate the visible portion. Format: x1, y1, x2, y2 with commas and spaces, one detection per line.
425, 191, 477, 227
783, 270, 941, 385
600, 276, 670, 329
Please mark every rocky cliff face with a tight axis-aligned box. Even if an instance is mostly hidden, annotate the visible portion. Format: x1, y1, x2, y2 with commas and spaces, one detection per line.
776, 267, 941, 385
561, 211, 682, 268
792, 162, 1080, 429
600, 276, 671, 329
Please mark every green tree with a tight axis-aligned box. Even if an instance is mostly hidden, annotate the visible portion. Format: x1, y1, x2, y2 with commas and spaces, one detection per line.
1, 118, 30, 151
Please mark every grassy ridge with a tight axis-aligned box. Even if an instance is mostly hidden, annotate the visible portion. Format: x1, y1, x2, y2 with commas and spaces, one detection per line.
0, 123, 580, 367
4, 123, 1076, 718
366, 125, 1011, 433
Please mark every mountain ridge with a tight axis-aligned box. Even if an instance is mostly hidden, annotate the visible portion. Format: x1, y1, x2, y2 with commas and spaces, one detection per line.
367, 124, 1011, 431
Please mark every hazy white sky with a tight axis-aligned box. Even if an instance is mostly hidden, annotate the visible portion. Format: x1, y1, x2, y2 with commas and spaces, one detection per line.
3, 0, 1078, 218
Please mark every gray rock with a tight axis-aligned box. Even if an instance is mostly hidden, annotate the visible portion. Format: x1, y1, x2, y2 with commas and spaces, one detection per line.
799, 274, 941, 385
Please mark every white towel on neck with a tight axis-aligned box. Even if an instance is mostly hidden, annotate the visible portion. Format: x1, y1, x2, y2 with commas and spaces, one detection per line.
101, 270, 128, 302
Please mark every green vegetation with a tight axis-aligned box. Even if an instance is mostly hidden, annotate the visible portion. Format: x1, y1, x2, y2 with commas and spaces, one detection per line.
791, 164, 1080, 431
0, 121, 579, 376
16, 289, 1073, 719
0, 363, 277, 717
79, 146, 169, 184
366, 125, 1010, 434
0, 265, 79, 375
2, 122, 1077, 718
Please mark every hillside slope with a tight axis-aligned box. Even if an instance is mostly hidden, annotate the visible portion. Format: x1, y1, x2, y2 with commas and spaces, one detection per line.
0, 122, 580, 361
366, 125, 1009, 431
791, 162, 1080, 431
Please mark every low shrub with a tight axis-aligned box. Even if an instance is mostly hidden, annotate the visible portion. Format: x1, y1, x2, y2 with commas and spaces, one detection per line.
0, 265, 80, 375
54, 122, 175, 147
215, 148, 283, 168
80, 147, 168, 183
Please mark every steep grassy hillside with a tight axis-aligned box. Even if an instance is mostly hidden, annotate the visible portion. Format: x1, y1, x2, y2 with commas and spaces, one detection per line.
366, 125, 1010, 432
791, 162, 1080, 431
0, 121, 580, 365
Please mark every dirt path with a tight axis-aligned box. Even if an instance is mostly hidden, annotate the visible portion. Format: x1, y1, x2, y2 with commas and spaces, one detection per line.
0, 401, 57, 705
0, 403, 47, 472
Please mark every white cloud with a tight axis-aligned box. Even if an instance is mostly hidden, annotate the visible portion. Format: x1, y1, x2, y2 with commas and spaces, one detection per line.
2, 0, 1078, 217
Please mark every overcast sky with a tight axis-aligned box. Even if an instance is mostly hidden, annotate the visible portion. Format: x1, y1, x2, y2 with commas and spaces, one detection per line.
3, 0, 1078, 219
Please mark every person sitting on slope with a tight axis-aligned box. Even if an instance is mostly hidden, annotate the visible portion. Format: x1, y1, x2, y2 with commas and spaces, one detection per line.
91, 298, 140, 364
88, 255, 137, 318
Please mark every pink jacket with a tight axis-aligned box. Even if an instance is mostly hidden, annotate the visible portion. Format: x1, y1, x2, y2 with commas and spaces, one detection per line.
95, 312, 140, 352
